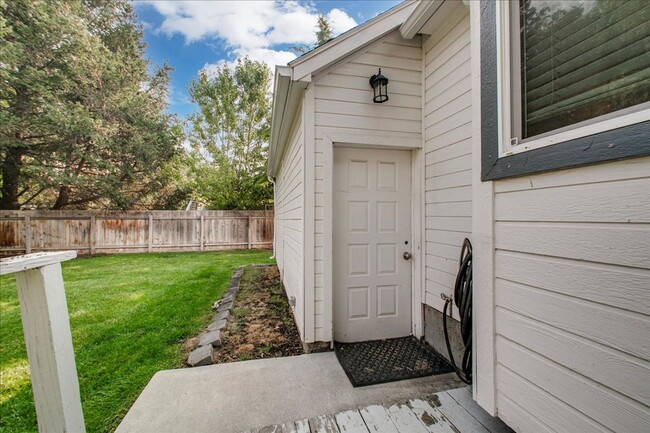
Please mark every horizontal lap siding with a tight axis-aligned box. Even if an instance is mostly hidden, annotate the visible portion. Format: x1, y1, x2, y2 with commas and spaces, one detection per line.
275, 113, 305, 339
493, 156, 650, 433
423, 9, 472, 312
312, 30, 422, 341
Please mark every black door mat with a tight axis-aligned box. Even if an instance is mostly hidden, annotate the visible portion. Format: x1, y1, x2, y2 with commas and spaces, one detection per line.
334, 336, 454, 387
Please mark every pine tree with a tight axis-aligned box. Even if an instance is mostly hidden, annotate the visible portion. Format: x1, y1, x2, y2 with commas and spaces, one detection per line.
316, 14, 333, 46
0, 0, 182, 209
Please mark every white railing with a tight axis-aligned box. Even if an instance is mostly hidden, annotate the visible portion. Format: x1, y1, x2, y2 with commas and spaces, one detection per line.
1, 251, 85, 433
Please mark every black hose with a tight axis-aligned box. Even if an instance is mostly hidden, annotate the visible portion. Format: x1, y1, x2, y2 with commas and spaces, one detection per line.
443, 238, 472, 384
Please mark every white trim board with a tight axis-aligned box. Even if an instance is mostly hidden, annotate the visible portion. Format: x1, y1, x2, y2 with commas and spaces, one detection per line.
303, 85, 316, 343
470, 0, 497, 416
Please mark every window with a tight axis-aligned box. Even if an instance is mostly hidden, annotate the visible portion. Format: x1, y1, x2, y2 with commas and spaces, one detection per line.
498, 0, 650, 156
481, 0, 650, 180
517, 0, 650, 139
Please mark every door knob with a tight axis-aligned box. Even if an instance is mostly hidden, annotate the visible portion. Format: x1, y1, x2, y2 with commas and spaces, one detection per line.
403, 251, 412, 260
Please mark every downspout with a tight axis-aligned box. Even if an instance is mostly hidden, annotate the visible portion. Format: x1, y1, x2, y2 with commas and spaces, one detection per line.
268, 175, 276, 259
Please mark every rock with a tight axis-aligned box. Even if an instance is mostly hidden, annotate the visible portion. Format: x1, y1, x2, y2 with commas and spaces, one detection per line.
213, 309, 229, 322
199, 330, 222, 347
227, 268, 243, 291
207, 319, 227, 332
187, 345, 213, 367
217, 301, 233, 312
221, 294, 233, 304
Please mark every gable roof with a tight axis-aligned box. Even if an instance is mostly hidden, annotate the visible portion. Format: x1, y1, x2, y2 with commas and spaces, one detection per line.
289, 1, 418, 81
267, 1, 418, 177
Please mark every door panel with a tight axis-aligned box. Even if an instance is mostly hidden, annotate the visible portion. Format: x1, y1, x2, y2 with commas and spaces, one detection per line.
333, 147, 412, 342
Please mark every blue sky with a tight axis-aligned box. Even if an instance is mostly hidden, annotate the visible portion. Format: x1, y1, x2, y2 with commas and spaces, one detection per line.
133, 1, 401, 118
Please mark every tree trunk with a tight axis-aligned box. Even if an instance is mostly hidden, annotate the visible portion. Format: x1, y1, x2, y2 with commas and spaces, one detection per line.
52, 186, 70, 210
1, 145, 25, 209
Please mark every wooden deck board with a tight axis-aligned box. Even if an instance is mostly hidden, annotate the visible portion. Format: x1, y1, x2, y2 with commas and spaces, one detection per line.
295, 420, 311, 433
248, 387, 513, 433
385, 403, 430, 433
408, 398, 458, 433
445, 388, 512, 433
280, 422, 300, 433
309, 414, 340, 433
435, 392, 491, 433
334, 410, 368, 433
359, 405, 400, 433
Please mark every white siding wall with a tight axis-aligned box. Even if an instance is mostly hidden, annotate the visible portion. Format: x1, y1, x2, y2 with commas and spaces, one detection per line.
423, 8, 472, 312
274, 111, 305, 338
312, 29, 423, 341
492, 156, 650, 433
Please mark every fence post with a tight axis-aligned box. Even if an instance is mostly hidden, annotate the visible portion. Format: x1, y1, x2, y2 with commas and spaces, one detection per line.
200, 214, 205, 251
247, 215, 253, 250
148, 214, 154, 253
1, 251, 85, 433
24, 215, 32, 254
89, 216, 95, 255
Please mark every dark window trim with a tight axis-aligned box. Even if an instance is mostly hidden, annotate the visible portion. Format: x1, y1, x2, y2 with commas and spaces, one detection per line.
480, 0, 650, 181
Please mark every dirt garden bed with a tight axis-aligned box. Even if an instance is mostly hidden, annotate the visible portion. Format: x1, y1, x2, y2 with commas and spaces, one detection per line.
211, 265, 304, 363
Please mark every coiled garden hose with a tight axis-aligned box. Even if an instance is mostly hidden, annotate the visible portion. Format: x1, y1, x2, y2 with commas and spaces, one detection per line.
442, 238, 473, 384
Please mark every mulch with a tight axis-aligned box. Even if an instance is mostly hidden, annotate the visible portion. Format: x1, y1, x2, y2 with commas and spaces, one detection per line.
212, 265, 304, 363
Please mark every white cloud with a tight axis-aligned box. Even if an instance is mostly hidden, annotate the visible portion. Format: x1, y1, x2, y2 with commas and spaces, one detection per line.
141, 1, 358, 69
201, 47, 297, 91
235, 48, 298, 70
327, 8, 358, 35
201, 59, 233, 78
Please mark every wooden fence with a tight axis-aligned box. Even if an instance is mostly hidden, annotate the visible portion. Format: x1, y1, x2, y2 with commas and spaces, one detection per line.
0, 210, 274, 256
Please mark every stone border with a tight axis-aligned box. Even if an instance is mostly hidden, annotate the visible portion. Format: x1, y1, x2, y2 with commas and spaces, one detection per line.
187, 266, 244, 367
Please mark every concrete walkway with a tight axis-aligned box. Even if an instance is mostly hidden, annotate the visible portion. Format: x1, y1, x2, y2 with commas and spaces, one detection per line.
115, 352, 462, 433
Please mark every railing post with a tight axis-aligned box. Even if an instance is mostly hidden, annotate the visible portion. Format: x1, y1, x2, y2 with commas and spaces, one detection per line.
1, 252, 85, 433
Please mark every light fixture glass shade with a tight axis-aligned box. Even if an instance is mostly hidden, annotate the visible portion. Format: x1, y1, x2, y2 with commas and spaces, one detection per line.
369, 68, 389, 103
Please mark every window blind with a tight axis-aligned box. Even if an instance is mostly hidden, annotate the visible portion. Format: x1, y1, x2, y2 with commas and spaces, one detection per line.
519, 0, 650, 138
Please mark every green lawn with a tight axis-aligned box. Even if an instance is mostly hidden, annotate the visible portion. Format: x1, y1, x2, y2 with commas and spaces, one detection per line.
0, 250, 274, 433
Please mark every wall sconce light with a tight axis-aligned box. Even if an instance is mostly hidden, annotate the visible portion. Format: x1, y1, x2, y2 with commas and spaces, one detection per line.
369, 68, 389, 103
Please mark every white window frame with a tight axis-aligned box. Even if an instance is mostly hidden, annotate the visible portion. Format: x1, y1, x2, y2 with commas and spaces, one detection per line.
496, 0, 650, 158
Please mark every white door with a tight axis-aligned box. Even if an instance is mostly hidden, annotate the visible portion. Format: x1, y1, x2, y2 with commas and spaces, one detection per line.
333, 147, 412, 342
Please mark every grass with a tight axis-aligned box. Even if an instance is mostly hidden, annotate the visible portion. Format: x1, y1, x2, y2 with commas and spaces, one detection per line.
0, 250, 274, 433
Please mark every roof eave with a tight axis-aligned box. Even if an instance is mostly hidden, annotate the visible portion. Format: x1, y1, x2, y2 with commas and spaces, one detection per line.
400, 0, 445, 39
400, 0, 469, 39
268, 67, 307, 177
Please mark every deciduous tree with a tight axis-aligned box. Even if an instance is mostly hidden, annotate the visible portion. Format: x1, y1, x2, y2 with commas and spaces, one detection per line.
187, 58, 272, 210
